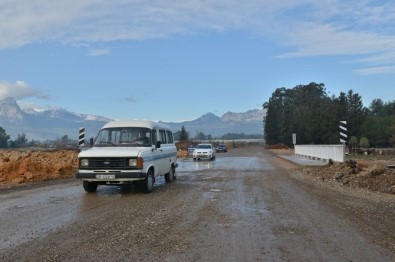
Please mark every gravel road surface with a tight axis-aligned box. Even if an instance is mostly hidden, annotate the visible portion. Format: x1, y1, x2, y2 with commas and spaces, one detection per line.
0, 146, 394, 261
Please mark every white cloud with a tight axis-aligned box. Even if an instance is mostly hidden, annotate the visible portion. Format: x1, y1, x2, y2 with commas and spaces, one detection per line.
277, 23, 395, 57
88, 47, 110, 56
354, 66, 395, 75
0, 0, 395, 71
0, 80, 47, 100
0, 1, 341, 48
354, 51, 395, 66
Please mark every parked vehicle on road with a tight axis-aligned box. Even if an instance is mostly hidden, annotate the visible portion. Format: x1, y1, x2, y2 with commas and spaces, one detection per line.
75, 120, 178, 193
193, 143, 216, 161
216, 143, 228, 152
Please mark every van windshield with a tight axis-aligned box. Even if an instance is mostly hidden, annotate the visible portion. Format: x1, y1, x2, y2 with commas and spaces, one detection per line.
94, 127, 152, 147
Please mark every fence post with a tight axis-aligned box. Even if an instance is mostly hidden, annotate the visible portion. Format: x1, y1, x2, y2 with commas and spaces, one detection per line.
79, 128, 85, 147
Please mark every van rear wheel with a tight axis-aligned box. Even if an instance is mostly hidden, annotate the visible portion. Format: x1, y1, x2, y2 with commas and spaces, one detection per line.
165, 166, 175, 182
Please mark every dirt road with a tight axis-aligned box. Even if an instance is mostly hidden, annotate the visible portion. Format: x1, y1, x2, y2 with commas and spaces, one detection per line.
1, 146, 394, 261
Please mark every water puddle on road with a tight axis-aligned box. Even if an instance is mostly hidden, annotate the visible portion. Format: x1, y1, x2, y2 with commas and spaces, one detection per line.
177, 157, 270, 173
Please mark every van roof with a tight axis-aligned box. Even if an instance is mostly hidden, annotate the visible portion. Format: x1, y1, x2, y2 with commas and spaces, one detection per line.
101, 120, 171, 130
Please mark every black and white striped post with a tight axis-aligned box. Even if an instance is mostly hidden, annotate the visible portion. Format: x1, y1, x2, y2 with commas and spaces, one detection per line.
79, 128, 85, 147
339, 121, 347, 143
339, 121, 348, 161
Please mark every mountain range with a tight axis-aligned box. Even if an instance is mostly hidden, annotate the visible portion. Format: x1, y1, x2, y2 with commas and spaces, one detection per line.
0, 97, 264, 141
162, 110, 264, 138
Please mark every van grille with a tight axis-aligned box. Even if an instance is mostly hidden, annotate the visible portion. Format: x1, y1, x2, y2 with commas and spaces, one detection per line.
86, 158, 132, 169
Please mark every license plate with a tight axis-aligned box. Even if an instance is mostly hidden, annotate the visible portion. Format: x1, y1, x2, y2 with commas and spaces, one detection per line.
95, 174, 115, 179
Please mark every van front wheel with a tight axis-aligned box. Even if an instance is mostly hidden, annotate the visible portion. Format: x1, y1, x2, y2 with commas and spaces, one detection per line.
143, 169, 154, 193
83, 181, 98, 193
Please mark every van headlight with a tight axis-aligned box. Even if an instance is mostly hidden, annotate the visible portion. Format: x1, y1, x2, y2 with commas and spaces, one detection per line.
129, 159, 137, 167
80, 159, 89, 167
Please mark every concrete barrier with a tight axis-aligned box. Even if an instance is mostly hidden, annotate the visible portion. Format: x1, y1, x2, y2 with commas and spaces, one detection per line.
295, 144, 345, 163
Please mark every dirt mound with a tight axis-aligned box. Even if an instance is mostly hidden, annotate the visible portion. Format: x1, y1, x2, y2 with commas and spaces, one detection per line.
266, 143, 290, 150
175, 141, 194, 151
0, 149, 78, 185
304, 159, 395, 194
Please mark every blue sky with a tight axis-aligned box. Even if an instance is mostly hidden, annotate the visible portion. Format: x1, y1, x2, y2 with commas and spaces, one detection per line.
0, 0, 394, 122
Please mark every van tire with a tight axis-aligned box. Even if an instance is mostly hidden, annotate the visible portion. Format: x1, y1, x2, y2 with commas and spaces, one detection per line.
83, 181, 98, 193
165, 166, 175, 183
143, 169, 154, 193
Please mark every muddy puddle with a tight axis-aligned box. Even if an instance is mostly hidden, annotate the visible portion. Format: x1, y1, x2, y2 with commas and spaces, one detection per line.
177, 156, 273, 173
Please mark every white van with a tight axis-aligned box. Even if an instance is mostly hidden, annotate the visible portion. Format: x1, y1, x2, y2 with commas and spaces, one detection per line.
75, 120, 178, 193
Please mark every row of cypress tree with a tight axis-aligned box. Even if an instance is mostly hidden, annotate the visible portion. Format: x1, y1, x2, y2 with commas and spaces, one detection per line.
263, 82, 395, 147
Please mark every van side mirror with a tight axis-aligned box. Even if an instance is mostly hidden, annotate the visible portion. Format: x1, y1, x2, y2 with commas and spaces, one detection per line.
155, 141, 161, 149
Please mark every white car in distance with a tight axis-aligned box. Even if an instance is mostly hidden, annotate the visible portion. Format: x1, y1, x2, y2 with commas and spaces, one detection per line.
193, 143, 216, 161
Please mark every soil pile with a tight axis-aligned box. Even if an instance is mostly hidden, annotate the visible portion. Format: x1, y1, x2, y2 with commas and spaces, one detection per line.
0, 149, 78, 185
303, 159, 395, 194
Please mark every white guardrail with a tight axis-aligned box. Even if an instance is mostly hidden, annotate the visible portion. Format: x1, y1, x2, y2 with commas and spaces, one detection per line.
295, 144, 345, 163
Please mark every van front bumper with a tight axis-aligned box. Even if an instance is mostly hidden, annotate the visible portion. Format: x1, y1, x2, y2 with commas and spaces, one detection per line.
76, 171, 147, 181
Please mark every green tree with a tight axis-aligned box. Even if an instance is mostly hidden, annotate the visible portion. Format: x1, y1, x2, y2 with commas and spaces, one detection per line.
9, 133, 28, 148
263, 87, 288, 145
359, 99, 395, 147
263, 83, 375, 147
389, 122, 395, 147
0, 127, 10, 148
54, 135, 70, 148
179, 126, 189, 141
385, 101, 395, 115
196, 132, 206, 140
349, 136, 358, 147
263, 83, 369, 146
367, 99, 395, 117
359, 137, 370, 148
369, 99, 385, 116
361, 116, 394, 147
264, 83, 333, 146
345, 90, 367, 138
61, 135, 69, 143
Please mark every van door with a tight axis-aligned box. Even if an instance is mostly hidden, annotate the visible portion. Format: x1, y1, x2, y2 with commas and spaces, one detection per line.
150, 128, 160, 177
149, 128, 163, 176
161, 130, 176, 174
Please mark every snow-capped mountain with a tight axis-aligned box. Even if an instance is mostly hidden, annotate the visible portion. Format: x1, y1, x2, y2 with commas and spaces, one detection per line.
0, 97, 112, 140
222, 110, 263, 122
0, 97, 264, 141
0, 97, 25, 123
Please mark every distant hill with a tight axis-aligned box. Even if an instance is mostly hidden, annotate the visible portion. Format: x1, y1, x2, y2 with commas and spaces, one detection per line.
162, 110, 264, 138
0, 97, 111, 141
0, 97, 264, 141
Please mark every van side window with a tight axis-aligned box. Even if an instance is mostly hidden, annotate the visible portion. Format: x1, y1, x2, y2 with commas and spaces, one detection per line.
151, 129, 157, 145
166, 130, 174, 143
159, 129, 167, 144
